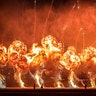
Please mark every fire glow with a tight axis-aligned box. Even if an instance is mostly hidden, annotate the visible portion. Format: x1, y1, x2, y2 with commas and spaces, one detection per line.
0, 35, 96, 88
0, 0, 96, 89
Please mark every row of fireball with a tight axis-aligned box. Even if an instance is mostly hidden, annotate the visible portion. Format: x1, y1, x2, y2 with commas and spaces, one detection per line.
0, 35, 96, 88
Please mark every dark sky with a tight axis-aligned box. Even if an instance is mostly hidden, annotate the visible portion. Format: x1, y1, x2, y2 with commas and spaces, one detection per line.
0, 0, 95, 11
0, 0, 95, 9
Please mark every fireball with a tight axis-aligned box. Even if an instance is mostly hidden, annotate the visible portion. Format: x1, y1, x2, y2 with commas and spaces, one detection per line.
41, 35, 62, 59
15, 56, 29, 74
0, 44, 7, 66
25, 43, 47, 67
8, 40, 28, 67
12, 55, 29, 88
7, 40, 28, 87
41, 35, 58, 50
73, 46, 96, 88
80, 46, 96, 62
1, 35, 96, 88
60, 46, 80, 70
8, 40, 27, 58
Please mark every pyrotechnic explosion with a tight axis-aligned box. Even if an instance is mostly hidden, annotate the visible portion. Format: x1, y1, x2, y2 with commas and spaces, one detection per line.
0, 35, 96, 88
0, 45, 7, 66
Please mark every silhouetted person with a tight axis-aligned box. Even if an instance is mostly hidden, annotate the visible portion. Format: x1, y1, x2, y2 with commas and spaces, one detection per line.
33, 83, 35, 89
41, 84, 43, 89
84, 84, 87, 89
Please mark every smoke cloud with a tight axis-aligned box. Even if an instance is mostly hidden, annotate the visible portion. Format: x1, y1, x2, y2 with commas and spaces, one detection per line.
0, 0, 96, 52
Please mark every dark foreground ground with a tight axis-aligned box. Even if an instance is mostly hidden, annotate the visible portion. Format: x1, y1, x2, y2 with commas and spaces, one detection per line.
0, 88, 96, 96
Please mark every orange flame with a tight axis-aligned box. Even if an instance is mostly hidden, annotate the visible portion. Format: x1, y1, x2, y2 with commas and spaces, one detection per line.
60, 46, 80, 70
0, 35, 96, 88
0, 45, 7, 66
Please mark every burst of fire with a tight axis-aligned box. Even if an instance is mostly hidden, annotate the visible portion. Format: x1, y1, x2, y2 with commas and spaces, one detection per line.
60, 46, 81, 70
8, 40, 28, 88
0, 45, 7, 66
80, 47, 96, 62
41, 35, 62, 59
0, 35, 96, 88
